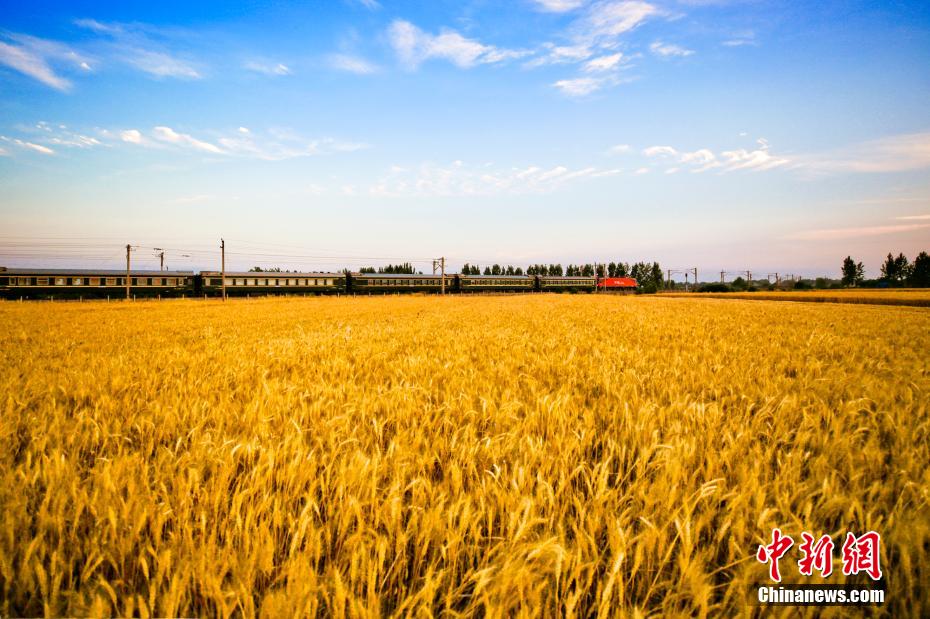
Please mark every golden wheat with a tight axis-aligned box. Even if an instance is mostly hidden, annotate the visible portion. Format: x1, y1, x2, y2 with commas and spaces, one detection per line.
1, 295, 928, 617
662, 288, 930, 307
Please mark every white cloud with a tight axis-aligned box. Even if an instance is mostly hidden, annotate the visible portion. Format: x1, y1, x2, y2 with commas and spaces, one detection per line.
643, 139, 786, 173
1, 136, 55, 155
719, 138, 789, 172
633, 167, 650, 175
355, 0, 381, 8
802, 132, 930, 174
128, 50, 200, 78
74, 19, 202, 80
643, 145, 678, 157
120, 129, 143, 144
388, 20, 529, 69
531, 0, 586, 11
722, 30, 756, 47
152, 126, 223, 154
523, 43, 593, 68
608, 143, 631, 154
897, 214, 930, 221
650, 41, 694, 57
787, 223, 930, 241
328, 54, 377, 75
552, 76, 605, 96
583, 52, 624, 72
576, 1, 659, 45
244, 61, 291, 76
369, 160, 619, 197
0, 34, 91, 91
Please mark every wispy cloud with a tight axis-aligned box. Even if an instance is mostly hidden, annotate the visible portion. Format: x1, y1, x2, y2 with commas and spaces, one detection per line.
553, 76, 605, 96
388, 20, 529, 69
539, 1, 657, 96
608, 143, 631, 154
328, 53, 377, 74
574, 0, 659, 46
897, 214, 930, 221
582, 52, 625, 72
722, 30, 756, 47
152, 126, 223, 154
0, 136, 56, 155
369, 160, 621, 197
74, 18, 202, 80
523, 43, 593, 68
787, 223, 930, 241
643, 138, 788, 172
0, 34, 92, 91
531, 0, 586, 11
801, 132, 930, 174
650, 40, 694, 57
128, 50, 200, 78
243, 61, 291, 76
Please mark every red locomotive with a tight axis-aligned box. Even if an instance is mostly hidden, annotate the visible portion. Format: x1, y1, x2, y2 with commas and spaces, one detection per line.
597, 277, 638, 290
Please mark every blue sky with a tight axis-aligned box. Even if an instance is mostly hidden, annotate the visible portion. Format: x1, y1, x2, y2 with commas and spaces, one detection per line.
1, 0, 929, 277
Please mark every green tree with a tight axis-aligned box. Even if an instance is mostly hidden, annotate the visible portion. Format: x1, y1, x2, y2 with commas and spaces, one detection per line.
881, 252, 911, 284
909, 251, 930, 287
483, 266, 491, 275
651, 262, 663, 289
841, 256, 864, 287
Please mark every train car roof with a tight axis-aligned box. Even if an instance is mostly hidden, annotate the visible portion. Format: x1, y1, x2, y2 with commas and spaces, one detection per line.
3, 268, 194, 276
201, 271, 343, 277
351, 272, 437, 277
459, 274, 532, 279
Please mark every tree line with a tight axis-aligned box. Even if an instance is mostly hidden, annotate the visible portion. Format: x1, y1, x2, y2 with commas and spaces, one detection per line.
461, 261, 664, 292
842, 251, 930, 287
358, 263, 420, 274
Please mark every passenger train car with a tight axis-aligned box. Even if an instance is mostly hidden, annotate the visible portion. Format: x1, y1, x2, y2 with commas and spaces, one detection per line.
0, 266, 637, 298
0, 268, 195, 299
198, 271, 345, 296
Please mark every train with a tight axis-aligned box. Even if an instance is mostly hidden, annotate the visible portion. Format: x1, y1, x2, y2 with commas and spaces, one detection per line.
0, 267, 637, 299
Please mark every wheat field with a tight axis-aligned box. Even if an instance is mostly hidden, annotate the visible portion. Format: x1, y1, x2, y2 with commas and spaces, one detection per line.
661, 289, 930, 307
1, 295, 928, 617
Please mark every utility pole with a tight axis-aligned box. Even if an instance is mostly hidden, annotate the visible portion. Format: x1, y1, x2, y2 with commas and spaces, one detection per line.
125, 244, 131, 300
221, 238, 226, 301
667, 269, 672, 290
433, 257, 447, 294
720, 270, 725, 283
746, 270, 752, 286
155, 248, 165, 271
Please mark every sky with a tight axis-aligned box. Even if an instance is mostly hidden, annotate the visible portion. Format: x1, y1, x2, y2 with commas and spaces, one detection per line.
1, 0, 929, 278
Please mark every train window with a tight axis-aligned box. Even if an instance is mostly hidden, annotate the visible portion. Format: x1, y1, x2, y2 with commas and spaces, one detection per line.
167, 278, 176, 286
73, 278, 83, 285
89, 277, 99, 286
55, 277, 66, 286
326, 279, 333, 286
